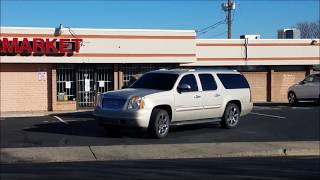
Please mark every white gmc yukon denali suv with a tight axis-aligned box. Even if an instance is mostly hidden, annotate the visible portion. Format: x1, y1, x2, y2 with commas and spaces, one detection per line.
94, 69, 253, 138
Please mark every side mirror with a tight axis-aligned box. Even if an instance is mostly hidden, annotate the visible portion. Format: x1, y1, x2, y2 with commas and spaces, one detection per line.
177, 84, 192, 93
299, 81, 305, 85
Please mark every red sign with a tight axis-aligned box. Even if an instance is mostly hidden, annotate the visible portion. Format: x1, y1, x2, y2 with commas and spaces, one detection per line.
0, 38, 82, 55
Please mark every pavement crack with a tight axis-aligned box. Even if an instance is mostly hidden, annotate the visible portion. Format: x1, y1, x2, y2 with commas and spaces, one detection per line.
88, 146, 98, 161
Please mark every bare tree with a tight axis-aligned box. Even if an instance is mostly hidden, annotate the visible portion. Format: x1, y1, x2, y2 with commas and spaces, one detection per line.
295, 20, 320, 39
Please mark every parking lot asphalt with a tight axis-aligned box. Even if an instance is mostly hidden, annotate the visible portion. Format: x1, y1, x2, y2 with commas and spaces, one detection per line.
1, 156, 319, 180
0, 104, 319, 148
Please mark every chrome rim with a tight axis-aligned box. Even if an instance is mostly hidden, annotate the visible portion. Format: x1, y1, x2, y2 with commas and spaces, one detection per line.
288, 93, 295, 103
157, 113, 169, 135
227, 107, 239, 126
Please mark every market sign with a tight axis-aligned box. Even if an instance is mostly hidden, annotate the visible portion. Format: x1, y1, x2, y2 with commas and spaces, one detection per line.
0, 38, 83, 56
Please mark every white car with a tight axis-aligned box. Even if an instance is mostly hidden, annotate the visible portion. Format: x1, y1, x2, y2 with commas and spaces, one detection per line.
288, 73, 320, 104
94, 69, 253, 138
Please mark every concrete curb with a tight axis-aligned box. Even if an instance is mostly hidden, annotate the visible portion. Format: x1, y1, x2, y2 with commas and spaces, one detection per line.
1, 141, 319, 164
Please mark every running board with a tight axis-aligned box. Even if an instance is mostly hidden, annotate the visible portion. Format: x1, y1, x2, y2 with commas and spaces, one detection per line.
171, 118, 221, 126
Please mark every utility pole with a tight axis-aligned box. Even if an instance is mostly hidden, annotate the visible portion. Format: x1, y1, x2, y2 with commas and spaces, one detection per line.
222, 0, 235, 39
227, 0, 232, 39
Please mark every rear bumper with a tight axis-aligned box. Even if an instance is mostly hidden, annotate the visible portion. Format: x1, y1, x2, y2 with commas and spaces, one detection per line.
241, 102, 253, 116
93, 107, 151, 128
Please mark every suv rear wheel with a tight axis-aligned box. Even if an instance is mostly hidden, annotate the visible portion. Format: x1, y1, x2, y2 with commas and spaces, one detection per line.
148, 109, 170, 139
221, 103, 240, 129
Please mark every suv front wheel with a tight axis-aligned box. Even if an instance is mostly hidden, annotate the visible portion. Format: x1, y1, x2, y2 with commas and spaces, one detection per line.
288, 92, 298, 105
148, 109, 170, 139
221, 103, 240, 129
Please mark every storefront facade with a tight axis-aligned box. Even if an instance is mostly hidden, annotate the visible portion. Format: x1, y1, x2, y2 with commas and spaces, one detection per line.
0, 27, 319, 112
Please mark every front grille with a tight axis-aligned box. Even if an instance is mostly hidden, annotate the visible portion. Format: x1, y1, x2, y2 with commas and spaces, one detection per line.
102, 98, 126, 109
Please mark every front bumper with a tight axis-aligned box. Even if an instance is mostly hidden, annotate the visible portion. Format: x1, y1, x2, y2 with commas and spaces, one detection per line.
93, 107, 151, 128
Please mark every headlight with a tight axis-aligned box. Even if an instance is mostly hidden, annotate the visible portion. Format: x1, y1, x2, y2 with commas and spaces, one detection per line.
127, 96, 145, 110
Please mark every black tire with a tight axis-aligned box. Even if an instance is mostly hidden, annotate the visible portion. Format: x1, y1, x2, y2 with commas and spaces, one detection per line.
148, 109, 170, 139
221, 103, 240, 129
288, 91, 298, 105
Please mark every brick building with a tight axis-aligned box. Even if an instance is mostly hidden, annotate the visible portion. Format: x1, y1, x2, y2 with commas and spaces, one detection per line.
0, 27, 319, 112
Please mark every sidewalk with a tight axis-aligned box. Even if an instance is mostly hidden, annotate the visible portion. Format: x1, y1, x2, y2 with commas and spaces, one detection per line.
1, 141, 319, 164
0, 110, 93, 119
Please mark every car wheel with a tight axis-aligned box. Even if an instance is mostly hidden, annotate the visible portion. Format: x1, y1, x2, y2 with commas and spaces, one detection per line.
148, 109, 170, 139
221, 103, 240, 129
288, 92, 298, 105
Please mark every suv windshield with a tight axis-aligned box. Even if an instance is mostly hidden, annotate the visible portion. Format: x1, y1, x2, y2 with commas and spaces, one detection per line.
130, 73, 179, 90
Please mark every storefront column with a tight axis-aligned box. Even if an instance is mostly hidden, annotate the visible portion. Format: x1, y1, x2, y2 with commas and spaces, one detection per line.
51, 66, 57, 110
113, 65, 119, 90
118, 64, 124, 89
47, 65, 53, 111
266, 66, 273, 102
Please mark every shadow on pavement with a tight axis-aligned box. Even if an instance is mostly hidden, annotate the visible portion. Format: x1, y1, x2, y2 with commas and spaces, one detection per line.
1, 156, 319, 180
23, 118, 222, 139
254, 102, 320, 107
51, 111, 94, 119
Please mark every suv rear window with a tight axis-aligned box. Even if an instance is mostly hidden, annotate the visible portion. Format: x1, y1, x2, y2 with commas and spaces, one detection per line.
217, 74, 250, 89
199, 74, 217, 91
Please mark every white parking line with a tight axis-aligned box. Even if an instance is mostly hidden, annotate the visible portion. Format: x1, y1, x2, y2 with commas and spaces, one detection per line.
53, 116, 69, 125
253, 106, 282, 110
291, 107, 316, 110
250, 112, 286, 119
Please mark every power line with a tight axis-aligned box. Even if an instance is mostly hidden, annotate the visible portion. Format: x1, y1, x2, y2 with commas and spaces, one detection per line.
196, 18, 227, 35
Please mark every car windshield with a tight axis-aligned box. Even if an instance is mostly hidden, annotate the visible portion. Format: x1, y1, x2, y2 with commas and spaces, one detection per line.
130, 73, 179, 90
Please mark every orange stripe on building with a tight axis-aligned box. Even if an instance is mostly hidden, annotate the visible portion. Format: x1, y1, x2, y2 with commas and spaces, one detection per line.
196, 43, 244, 46
196, 43, 318, 47
0, 33, 196, 39
72, 53, 196, 57
197, 57, 320, 61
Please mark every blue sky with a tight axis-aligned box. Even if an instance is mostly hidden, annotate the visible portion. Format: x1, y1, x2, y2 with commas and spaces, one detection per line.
1, 0, 319, 39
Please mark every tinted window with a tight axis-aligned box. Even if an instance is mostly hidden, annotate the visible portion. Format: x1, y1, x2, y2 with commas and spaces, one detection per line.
217, 74, 250, 89
130, 73, 179, 90
199, 74, 217, 91
314, 74, 320, 82
178, 74, 198, 92
304, 74, 320, 83
304, 75, 314, 83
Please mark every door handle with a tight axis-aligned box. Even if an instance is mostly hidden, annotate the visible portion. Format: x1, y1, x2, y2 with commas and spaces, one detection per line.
214, 94, 221, 97
194, 95, 201, 98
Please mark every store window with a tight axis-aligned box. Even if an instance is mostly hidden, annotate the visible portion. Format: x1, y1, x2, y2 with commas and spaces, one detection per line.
57, 65, 76, 101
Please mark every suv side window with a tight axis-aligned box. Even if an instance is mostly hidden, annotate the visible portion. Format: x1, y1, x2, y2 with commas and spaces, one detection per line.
217, 73, 250, 89
199, 74, 217, 91
178, 74, 198, 92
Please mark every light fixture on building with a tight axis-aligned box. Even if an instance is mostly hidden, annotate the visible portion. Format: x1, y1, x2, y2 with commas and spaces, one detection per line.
311, 40, 318, 45
54, 24, 63, 36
